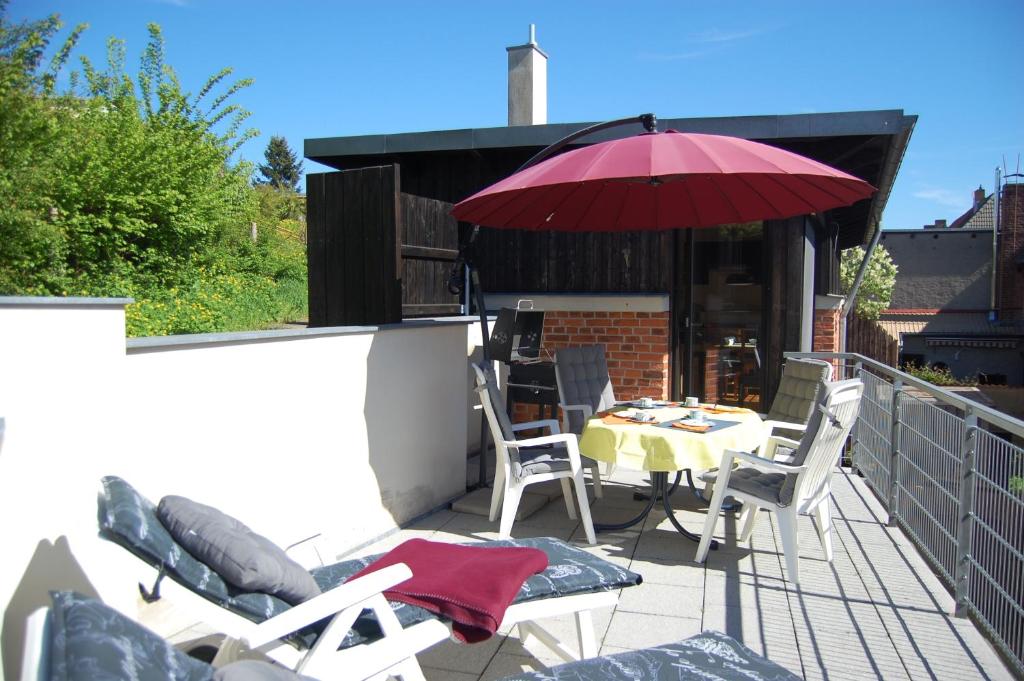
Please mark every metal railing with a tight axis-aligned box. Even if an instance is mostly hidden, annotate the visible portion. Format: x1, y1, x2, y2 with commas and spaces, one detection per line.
789, 352, 1024, 676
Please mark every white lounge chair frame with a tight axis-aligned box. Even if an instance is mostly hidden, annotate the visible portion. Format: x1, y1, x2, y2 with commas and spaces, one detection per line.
21, 562, 448, 681
696, 378, 864, 586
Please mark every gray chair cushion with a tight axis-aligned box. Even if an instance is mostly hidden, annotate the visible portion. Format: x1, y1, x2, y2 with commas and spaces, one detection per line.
700, 445, 795, 484
498, 629, 801, 680
48, 591, 214, 681
478, 362, 517, 441
555, 345, 616, 435
766, 358, 831, 439
158, 495, 322, 605
728, 467, 788, 505
99, 477, 642, 652
46, 592, 314, 681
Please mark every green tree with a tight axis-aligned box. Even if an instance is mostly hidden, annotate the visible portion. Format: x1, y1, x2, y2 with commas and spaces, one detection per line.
256, 135, 303, 191
0, 4, 83, 292
0, 8, 309, 335
840, 243, 897, 320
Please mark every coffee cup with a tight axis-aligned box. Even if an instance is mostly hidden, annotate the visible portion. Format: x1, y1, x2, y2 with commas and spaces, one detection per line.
639, 397, 654, 408
684, 396, 699, 408
691, 410, 706, 423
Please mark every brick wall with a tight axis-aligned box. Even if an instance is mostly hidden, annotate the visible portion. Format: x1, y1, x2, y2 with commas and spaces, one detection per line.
997, 183, 1023, 319
813, 306, 842, 353
813, 304, 843, 375
511, 310, 670, 422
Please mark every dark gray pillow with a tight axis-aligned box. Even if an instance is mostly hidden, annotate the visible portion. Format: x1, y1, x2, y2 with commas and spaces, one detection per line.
157, 495, 321, 605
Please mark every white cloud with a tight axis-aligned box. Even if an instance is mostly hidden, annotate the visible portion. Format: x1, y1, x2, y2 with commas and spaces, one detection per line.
690, 27, 772, 44
636, 49, 711, 62
912, 188, 965, 208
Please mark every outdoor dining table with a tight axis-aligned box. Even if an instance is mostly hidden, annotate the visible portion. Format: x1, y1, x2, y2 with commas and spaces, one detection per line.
579, 403, 767, 548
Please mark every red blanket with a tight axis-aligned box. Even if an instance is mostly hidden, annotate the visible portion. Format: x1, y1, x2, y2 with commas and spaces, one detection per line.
345, 538, 548, 642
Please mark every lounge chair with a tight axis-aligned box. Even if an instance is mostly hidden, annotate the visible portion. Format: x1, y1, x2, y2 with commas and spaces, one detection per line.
24, 592, 801, 681
96, 477, 641, 672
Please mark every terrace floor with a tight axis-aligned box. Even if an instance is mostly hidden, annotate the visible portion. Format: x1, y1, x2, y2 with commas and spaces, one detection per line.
354, 466, 1015, 681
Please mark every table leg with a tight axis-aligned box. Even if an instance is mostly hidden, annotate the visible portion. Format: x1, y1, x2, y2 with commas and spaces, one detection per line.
684, 470, 741, 511
633, 470, 682, 501
595, 473, 718, 549
594, 474, 662, 532
662, 482, 718, 550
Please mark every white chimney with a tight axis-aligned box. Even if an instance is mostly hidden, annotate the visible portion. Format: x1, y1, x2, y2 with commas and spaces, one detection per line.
506, 24, 547, 126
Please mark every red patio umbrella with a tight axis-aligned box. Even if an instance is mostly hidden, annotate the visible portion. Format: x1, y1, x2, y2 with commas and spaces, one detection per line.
451, 129, 875, 231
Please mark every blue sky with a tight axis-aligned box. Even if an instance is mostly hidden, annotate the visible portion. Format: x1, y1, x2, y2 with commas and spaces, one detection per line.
9, 0, 1023, 230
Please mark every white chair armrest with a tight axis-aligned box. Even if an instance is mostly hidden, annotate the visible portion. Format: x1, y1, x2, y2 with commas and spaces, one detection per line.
510, 433, 575, 449
721, 448, 808, 475
246, 563, 412, 647
511, 419, 561, 434
764, 419, 808, 433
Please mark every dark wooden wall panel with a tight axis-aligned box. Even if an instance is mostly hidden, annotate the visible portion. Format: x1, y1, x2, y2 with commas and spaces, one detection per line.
306, 166, 401, 326
399, 193, 461, 316
306, 173, 327, 327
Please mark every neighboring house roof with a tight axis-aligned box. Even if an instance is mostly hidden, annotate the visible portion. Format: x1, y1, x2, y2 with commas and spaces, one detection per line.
877, 311, 1024, 342
880, 229, 994, 310
949, 193, 995, 230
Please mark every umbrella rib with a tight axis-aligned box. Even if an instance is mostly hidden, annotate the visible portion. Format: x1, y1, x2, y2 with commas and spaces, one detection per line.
764, 172, 865, 211
679, 174, 704, 227
733, 173, 805, 218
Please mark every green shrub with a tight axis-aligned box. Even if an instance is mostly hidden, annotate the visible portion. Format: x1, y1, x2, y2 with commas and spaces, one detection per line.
901, 362, 977, 387
1, 8, 309, 336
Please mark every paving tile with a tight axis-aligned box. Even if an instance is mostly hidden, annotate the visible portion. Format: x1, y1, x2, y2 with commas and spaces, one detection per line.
479, 653, 551, 680
417, 634, 507, 675
628, 555, 705, 587
616, 583, 704, 618
602, 612, 703, 650
423, 667, 479, 681
500, 605, 615, 664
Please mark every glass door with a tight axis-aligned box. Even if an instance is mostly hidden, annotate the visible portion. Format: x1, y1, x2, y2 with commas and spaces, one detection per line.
675, 223, 765, 408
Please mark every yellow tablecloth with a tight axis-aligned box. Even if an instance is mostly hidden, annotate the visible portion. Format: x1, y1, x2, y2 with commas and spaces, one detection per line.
579, 407, 766, 472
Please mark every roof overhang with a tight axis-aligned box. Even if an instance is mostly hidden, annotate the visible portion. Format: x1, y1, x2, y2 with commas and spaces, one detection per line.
306, 109, 917, 249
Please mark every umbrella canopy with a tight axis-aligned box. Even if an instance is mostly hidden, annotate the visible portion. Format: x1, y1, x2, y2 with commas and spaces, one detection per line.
451, 130, 876, 231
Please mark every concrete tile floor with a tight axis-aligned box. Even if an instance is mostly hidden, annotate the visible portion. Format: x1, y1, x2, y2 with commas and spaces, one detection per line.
355, 466, 1015, 681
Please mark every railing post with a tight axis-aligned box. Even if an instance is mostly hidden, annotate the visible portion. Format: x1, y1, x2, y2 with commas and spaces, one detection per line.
954, 407, 978, 617
850, 360, 864, 472
887, 379, 903, 526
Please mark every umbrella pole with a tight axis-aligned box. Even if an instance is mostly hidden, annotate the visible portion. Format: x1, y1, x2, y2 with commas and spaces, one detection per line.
450, 225, 493, 488
457, 114, 658, 490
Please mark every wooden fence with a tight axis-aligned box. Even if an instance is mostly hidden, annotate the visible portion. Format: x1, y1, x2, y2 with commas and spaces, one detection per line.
307, 164, 461, 326
846, 313, 899, 367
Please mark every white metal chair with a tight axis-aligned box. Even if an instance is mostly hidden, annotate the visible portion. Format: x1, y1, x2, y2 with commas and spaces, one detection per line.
695, 378, 864, 586
696, 357, 834, 500
473, 362, 597, 545
553, 344, 614, 492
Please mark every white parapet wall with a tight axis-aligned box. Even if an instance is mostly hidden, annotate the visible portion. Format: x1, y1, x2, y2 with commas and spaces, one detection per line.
0, 297, 476, 679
